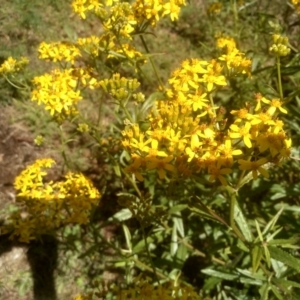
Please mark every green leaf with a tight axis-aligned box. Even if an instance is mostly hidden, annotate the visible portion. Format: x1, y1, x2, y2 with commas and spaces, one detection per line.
191, 197, 228, 226
122, 224, 132, 252
262, 207, 283, 235
239, 277, 263, 286
175, 243, 188, 264
269, 246, 300, 272
201, 269, 238, 280
255, 220, 264, 242
109, 208, 132, 222
171, 219, 178, 257
237, 239, 249, 252
202, 276, 222, 291
168, 204, 188, 214
173, 212, 185, 238
270, 284, 283, 300
235, 203, 253, 242
279, 66, 300, 76
236, 268, 265, 281
263, 245, 271, 268
259, 283, 270, 300
268, 237, 300, 247
272, 277, 300, 289
271, 258, 286, 277
251, 245, 263, 273
133, 228, 167, 253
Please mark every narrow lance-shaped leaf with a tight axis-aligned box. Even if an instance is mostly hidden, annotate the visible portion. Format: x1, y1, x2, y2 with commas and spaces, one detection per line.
269, 246, 300, 272
235, 202, 252, 242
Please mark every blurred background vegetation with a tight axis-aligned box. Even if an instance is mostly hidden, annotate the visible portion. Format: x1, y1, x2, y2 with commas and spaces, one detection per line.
1, 0, 300, 299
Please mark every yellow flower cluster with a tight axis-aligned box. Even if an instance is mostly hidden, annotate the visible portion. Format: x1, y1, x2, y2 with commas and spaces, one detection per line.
74, 2, 148, 66
122, 41, 291, 185
34, 0, 170, 121
97, 73, 141, 101
77, 35, 102, 56
74, 277, 201, 300
101, 2, 137, 39
31, 68, 82, 119
217, 36, 252, 76
291, 0, 300, 13
38, 41, 81, 65
72, 0, 107, 19
269, 34, 291, 57
112, 279, 201, 300
0, 56, 29, 75
72, 0, 186, 26
207, 2, 222, 15
3, 158, 100, 242
133, 0, 186, 25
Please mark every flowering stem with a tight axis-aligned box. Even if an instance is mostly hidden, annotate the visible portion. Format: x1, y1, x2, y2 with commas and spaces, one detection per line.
139, 35, 165, 91
120, 101, 134, 123
235, 169, 246, 190
276, 56, 284, 100
97, 93, 105, 127
3, 75, 27, 90
227, 187, 246, 242
209, 93, 220, 130
94, 224, 167, 279
231, 0, 239, 37
123, 171, 142, 199
59, 125, 71, 171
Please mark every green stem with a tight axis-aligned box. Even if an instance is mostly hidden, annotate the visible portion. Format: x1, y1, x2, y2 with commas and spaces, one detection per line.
95, 225, 167, 280
231, 0, 239, 37
122, 171, 142, 199
139, 35, 165, 91
227, 187, 246, 242
276, 56, 283, 100
132, 258, 168, 280
209, 93, 220, 130
97, 93, 105, 127
235, 169, 246, 190
120, 101, 134, 123
3, 75, 26, 90
59, 126, 71, 171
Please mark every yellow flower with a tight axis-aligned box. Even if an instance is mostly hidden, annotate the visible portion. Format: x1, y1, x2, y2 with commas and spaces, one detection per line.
200, 60, 227, 92
208, 165, 232, 186
207, 2, 222, 15
256, 132, 286, 157
229, 122, 253, 148
38, 41, 81, 64
187, 90, 208, 111
130, 134, 152, 153
124, 157, 144, 181
10, 158, 101, 241
163, 1, 181, 21
147, 155, 176, 179
72, 0, 102, 19
0, 56, 29, 74
238, 158, 269, 180
77, 123, 89, 133
267, 98, 288, 115
34, 135, 44, 146
185, 134, 203, 162
218, 138, 242, 167
31, 68, 82, 119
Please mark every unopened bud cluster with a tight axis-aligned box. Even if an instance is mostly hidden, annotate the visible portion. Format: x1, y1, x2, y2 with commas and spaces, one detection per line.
269, 34, 290, 57
98, 73, 141, 102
